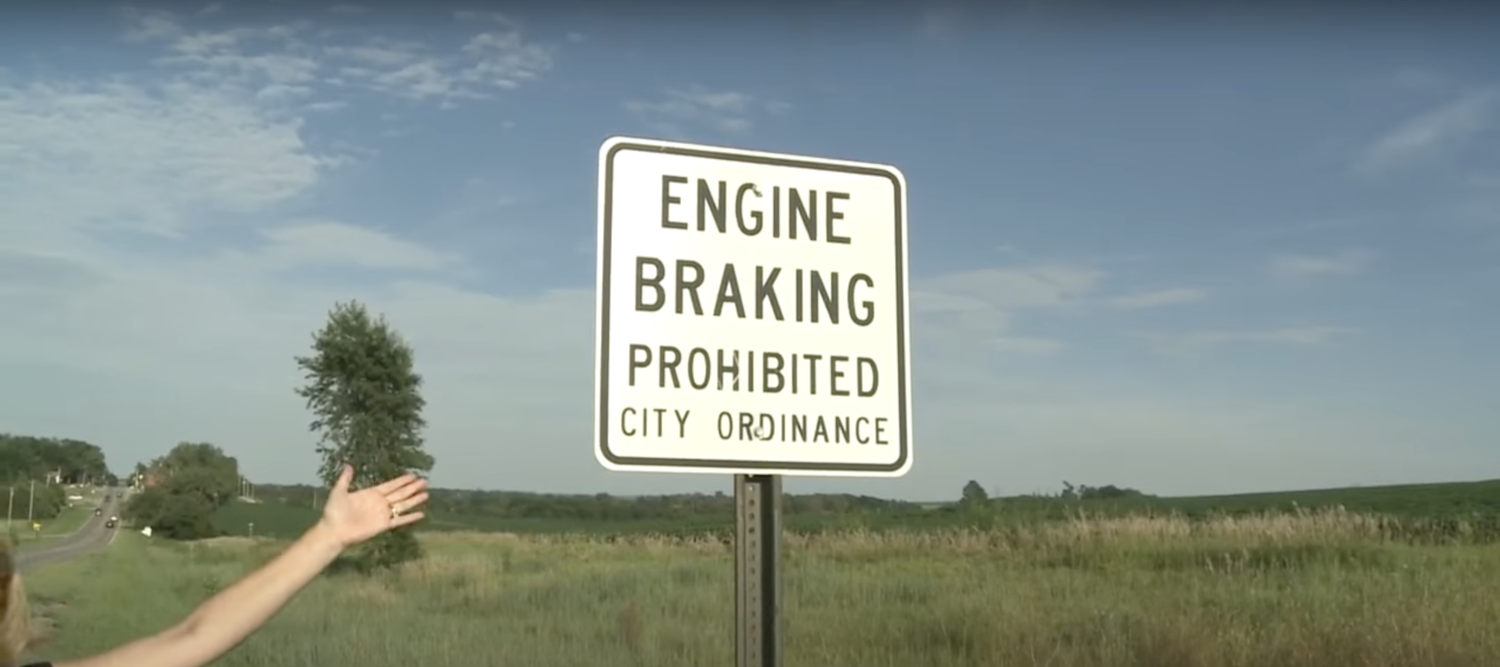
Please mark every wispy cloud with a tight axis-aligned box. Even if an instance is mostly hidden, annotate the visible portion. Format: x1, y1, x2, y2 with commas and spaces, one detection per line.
0, 6, 596, 493
1133, 326, 1360, 359
914, 264, 1102, 359
625, 86, 791, 137
1355, 87, 1498, 175
250, 222, 457, 272
918, 4, 964, 42
121, 7, 554, 108
0, 78, 334, 239
1468, 172, 1500, 190
1268, 249, 1376, 279
992, 336, 1065, 355
1228, 216, 1373, 244
452, 10, 512, 24
1390, 66, 1449, 91
1106, 287, 1209, 311
916, 265, 1102, 320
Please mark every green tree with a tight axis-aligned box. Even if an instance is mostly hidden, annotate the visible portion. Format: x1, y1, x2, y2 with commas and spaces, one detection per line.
121, 442, 237, 541
123, 486, 166, 526
57, 439, 109, 484
0, 434, 111, 484
152, 442, 240, 507
294, 300, 435, 571
125, 485, 219, 540
960, 480, 989, 511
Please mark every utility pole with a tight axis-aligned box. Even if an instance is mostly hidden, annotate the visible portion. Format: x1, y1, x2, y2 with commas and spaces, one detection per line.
6, 486, 12, 527
26, 480, 35, 523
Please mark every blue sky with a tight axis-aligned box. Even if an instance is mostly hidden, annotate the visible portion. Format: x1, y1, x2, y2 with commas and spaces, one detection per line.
0, 1, 1496, 500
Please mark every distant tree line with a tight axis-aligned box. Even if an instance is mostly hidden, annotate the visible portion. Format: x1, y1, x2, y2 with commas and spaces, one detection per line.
1060, 480, 1150, 500
5, 426, 1162, 537
0, 433, 113, 485
246, 483, 927, 521
220, 479, 1156, 526
0, 434, 115, 528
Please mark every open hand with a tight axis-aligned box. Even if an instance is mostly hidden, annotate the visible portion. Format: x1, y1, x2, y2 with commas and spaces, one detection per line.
317, 465, 430, 548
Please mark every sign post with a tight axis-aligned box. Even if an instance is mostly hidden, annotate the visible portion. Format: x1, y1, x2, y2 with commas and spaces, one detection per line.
595, 137, 912, 667
735, 473, 782, 667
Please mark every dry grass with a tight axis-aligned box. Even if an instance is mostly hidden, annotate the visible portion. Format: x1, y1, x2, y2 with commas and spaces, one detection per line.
25, 508, 1500, 667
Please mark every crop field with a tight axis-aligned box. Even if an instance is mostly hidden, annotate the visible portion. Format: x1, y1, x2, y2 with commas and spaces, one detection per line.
28, 506, 1500, 667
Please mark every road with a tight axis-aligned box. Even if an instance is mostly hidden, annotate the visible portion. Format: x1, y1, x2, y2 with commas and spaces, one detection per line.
16, 488, 125, 571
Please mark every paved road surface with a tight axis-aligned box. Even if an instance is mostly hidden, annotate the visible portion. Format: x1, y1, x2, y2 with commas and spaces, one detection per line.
16, 488, 125, 571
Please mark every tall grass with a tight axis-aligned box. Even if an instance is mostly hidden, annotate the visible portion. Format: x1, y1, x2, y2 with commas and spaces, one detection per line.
27, 508, 1500, 667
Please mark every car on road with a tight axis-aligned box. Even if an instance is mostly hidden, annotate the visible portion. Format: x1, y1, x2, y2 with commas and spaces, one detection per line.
105, 518, 116, 528
95, 508, 102, 516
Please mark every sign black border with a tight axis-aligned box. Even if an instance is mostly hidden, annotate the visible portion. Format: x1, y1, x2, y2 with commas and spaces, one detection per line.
597, 140, 910, 473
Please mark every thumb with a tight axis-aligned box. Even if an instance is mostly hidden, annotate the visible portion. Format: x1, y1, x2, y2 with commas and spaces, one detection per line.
332, 464, 353, 494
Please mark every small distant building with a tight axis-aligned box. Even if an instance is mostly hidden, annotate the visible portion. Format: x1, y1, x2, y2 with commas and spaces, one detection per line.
132, 470, 165, 489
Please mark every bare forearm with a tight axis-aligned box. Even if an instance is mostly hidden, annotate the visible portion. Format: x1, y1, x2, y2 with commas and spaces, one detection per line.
56, 469, 428, 667
179, 521, 344, 649
58, 522, 345, 667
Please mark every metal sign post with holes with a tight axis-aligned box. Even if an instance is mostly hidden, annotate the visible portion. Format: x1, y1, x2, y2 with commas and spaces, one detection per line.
735, 474, 782, 667
595, 136, 913, 667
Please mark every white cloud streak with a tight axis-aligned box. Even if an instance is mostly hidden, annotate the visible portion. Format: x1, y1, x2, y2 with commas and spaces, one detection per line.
122, 7, 553, 107
1132, 326, 1360, 359
1355, 88, 1498, 175
0, 77, 332, 240
1106, 287, 1209, 310
1268, 249, 1376, 278
625, 86, 792, 137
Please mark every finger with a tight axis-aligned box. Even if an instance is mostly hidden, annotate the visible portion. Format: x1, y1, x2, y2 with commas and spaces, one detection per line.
390, 511, 425, 529
384, 479, 429, 504
391, 491, 430, 514
332, 464, 354, 494
373, 473, 418, 495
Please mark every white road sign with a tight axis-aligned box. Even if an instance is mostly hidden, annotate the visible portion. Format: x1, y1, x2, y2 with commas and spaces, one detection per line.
594, 137, 912, 477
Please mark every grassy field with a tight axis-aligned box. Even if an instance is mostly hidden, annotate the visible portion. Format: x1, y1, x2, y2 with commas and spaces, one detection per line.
39, 498, 101, 536
27, 508, 1500, 667
8, 495, 101, 550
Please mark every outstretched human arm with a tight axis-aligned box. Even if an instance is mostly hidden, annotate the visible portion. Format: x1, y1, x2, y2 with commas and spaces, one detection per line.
55, 466, 428, 667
